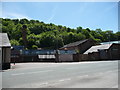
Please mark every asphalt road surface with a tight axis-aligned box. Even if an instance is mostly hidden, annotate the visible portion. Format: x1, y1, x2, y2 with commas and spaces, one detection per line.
1, 60, 119, 88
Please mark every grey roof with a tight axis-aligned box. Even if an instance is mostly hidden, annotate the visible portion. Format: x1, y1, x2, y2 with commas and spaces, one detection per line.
84, 44, 112, 54
60, 39, 88, 49
0, 33, 11, 47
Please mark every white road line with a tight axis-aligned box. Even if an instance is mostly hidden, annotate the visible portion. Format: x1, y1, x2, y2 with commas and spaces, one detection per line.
12, 73, 25, 76
59, 78, 71, 82
47, 78, 71, 86
111, 85, 118, 88
11, 70, 54, 76
39, 82, 48, 86
78, 75, 89, 78
66, 67, 79, 70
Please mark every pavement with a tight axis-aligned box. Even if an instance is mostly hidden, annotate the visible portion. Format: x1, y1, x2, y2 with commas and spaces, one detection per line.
1, 60, 119, 88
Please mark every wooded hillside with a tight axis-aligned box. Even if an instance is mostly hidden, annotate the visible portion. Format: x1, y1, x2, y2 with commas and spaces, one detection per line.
1, 18, 120, 49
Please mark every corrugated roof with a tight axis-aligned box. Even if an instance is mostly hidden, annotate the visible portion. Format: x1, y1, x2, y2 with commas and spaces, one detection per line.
0, 33, 11, 47
84, 44, 112, 54
61, 39, 88, 49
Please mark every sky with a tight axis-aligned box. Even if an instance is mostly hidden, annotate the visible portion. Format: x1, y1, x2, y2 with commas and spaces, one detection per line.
2, 2, 118, 32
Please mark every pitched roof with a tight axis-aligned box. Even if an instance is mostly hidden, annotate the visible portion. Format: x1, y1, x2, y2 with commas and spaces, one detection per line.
60, 39, 88, 49
84, 44, 112, 54
0, 33, 11, 47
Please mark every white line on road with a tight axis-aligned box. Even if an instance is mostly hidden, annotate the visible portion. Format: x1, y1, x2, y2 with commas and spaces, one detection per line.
66, 67, 78, 70
78, 75, 89, 78
12, 73, 25, 76
39, 82, 48, 86
42, 78, 71, 87
111, 85, 118, 88
11, 70, 54, 76
59, 78, 71, 82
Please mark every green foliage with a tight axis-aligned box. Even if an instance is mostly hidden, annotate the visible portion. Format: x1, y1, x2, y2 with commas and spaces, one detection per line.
32, 45, 38, 49
2, 18, 118, 49
76, 26, 82, 33
116, 31, 120, 40
10, 39, 20, 46
94, 39, 102, 44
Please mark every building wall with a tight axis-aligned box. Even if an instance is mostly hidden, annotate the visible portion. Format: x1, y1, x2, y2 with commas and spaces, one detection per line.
107, 44, 120, 60
88, 52, 100, 60
0, 48, 2, 70
2, 47, 11, 70
60, 39, 95, 54
59, 54, 73, 62
74, 44, 120, 61
78, 39, 95, 54
74, 52, 100, 62
2, 47, 11, 63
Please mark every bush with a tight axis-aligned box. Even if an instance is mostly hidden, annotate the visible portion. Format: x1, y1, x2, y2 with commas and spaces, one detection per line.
10, 39, 20, 46
94, 39, 102, 44
32, 45, 38, 49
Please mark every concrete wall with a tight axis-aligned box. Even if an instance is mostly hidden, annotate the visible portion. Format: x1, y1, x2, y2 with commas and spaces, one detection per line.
59, 54, 73, 62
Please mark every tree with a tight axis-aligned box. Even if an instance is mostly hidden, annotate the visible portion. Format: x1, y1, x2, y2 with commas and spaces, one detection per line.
81, 29, 90, 39
20, 18, 29, 24
86, 28, 91, 32
27, 34, 37, 49
54, 36, 64, 49
12, 19, 19, 25
116, 31, 120, 40
10, 39, 20, 46
90, 30, 103, 41
32, 45, 38, 49
40, 33, 56, 48
2, 18, 118, 49
76, 33, 86, 41
76, 26, 82, 33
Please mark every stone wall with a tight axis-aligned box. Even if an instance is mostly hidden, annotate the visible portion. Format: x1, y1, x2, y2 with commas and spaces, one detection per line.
59, 54, 73, 62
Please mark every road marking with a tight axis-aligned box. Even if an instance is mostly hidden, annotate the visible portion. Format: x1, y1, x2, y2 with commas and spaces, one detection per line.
78, 75, 89, 78
59, 78, 71, 82
11, 70, 54, 76
66, 67, 78, 70
111, 85, 118, 88
39, 82, 48, 86
12, 73, 25, 76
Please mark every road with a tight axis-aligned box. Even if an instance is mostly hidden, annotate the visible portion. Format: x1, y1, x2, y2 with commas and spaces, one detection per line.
1, 60, 119, 88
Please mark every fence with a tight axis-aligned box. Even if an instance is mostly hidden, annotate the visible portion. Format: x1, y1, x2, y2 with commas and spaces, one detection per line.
11, 49, 76, 62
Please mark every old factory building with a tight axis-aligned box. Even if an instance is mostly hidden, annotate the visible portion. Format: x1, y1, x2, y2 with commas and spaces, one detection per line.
77, 43, 120, 61
60, 38, 95, 54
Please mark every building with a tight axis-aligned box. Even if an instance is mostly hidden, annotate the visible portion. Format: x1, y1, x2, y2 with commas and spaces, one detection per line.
60, 38, 95, 54
0, 33, 11, 70
77, 43, 120, 61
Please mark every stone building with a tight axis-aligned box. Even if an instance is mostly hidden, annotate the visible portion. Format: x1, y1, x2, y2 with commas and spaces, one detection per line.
76, 43, 120, 61
0, 33, 11, 70
60, 38, 95, 54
